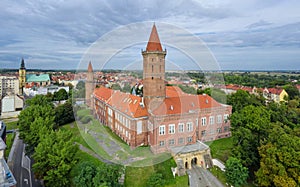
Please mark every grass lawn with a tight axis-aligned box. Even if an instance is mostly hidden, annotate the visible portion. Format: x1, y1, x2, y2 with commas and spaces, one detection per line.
4, 133, 15, 159
165, 175, 188, 187
4, 120, 18, 159
60, 122, 91, 149
72, 109, 191, 187
206, 137, 233, 162
209, 166, 227, 186
125, 158, 184, 187
3, 120, 18, 130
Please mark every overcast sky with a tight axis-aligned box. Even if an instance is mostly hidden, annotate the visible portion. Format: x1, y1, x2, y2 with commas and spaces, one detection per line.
0, 0, 299, 70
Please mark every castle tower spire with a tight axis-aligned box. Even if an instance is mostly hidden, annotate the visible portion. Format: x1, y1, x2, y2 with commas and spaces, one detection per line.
85, 61, 94, 107
142, 24, 167, 109
146, 24, 163, 52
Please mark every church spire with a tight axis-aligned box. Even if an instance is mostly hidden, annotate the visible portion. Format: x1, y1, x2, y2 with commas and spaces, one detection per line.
20, 58, 25, 69
146, 24, 163, 52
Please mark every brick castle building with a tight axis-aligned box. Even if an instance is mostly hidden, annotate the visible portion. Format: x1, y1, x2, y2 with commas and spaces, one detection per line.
89, 24, 232, 170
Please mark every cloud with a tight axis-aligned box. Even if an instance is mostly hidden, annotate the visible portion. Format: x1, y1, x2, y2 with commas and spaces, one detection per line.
0, 0, 299, 70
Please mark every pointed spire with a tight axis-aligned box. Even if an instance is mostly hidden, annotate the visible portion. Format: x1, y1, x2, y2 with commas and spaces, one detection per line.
87, 61, 93, 72
20, 58, 25, 69
146, 24, 163, 52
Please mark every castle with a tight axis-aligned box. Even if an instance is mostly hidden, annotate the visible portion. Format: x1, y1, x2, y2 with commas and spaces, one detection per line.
86, 24, 232, 170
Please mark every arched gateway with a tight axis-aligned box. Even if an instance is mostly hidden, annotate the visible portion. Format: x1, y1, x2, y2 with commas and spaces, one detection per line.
171, 141, 213, 176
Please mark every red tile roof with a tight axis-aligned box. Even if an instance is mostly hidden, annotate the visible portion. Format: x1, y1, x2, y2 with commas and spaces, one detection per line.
267, 88, 283, 95
94, 86, 228, 118
94, 87, 148, 118
146, 24, 163, 52
152, 86, 225, 115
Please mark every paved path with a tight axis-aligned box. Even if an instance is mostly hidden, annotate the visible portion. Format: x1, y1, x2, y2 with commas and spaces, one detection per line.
78, 122, 144, 165
77, 143, 114, 164
8, 131, 42, 187
187, 165, 224, 187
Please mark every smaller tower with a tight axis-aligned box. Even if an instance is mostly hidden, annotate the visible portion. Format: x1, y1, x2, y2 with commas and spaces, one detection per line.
85, 61, 94, 107
19, 58, 26, 95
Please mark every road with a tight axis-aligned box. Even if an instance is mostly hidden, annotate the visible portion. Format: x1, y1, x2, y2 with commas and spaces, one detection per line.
8, 131, 42, 187
187, 165, 224, 187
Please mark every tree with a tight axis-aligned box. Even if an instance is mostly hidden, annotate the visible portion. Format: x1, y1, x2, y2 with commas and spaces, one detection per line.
53, 89, 68, 101
122, 83, 132, 93
178, 84, 196, 94
230, 105, 271, 176
25, 94, 53, 107
197, 88, 211, 95
146, 173, 165, 187
19, 104, 55, 142
283, 85, 299, 100
74, 162, 97, 187
33, 130, 78, 187
227, 89, 263, 112
55, 100, 75, 126
74, 81, 85, 98
76, 81, 85, 90
225, 157, 248, 187
24, 117, 54, 154
111, 83, 121, 91
92, 164, 123, 187
267, 101, 299, 129
256, 123, 300, 187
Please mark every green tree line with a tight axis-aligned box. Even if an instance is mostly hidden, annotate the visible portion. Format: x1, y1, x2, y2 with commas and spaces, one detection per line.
225, 89, 300, 187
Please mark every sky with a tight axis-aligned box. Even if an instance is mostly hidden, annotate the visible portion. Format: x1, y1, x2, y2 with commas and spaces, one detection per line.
0, 0, 300, 71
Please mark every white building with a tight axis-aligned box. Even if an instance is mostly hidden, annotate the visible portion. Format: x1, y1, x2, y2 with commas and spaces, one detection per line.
23, 86, 69, 97
0, 76, 19, 97
1, 94, 24, 113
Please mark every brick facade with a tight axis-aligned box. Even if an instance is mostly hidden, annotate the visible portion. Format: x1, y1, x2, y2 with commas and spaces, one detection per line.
92, 24, 232, 154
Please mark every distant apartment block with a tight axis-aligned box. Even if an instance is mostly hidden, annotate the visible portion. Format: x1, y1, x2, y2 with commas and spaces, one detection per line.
0, 76, 19, 97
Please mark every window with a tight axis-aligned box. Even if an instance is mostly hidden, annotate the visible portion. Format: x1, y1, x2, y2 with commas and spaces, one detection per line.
169, 124, 175, 134
224, 126, 229, 132
201, 117, 206, 126
126, 131, 128, 137
217, 128, 222, 133
159, 125, 165, 135
169, 139, 175, 145
201, 130, 206, 136
217, 115, 222, 124
224, 114, 229, 123
137, 121, 142, 134
159, 141, 165, 147
187, 122, 193, 132
209, 116, 214, 125
178, 138, 184, 144
187, 137, 192, 143
178, 123, 184, 133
